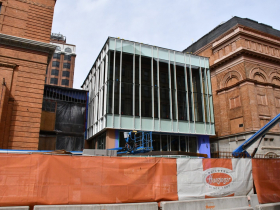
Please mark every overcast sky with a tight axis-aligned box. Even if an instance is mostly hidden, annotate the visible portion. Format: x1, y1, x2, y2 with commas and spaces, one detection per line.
51, 0, 280, 89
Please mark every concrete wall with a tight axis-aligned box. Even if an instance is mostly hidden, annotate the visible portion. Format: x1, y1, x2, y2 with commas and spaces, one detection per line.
0, 207, 29, 210
255, 202, 280, 210
161, 196, 249, 210
34, 202, 158, 210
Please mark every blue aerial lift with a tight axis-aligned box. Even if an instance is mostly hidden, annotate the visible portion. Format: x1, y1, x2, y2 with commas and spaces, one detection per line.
232, 113, 280, 158
108, 131, 153, 154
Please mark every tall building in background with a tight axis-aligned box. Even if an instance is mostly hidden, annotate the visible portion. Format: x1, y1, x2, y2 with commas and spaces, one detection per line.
184, 17, 280, 158
0, 0, 56, 150
45, 33, 76, 88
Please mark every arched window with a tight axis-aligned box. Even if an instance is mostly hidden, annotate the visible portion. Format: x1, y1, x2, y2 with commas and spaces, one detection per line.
253, 73, 266, 82
272, 77, 280, 86
56, 46, 61, 51
65, 47, 72, 53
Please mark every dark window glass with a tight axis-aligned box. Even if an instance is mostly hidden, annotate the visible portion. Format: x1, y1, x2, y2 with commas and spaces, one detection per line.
171, 136, 179, 151
152, 134, 160, 151
172, 89, 177, 120
97, 133, 106, 149
160, 88, 170, 119
170, 63, 175, 89
65, 47, 72, 53
119, 132, 125, 147
178, 91, 188, 121
62, 71, 70, 77
52, 61, 60, 68
64, 54, 71, 61
135, 85, 139, 116
176, 64, 185, 91
187, 65, 193, 121
192, 66, 203, 122
180, 136, 186, 152
53, 53, 61, 59
50, 78, 58, 84
42, 99, 56, 112
61, 79, 69, 86
121, 83, 133, 116
51, 69, 59, 76
108, 51, 114, 81
63, 63, 71, 69
122, 53, 133, 83
45, 77, 47, 83
114, 81, 119, 114
154, 87, 158, 118
115, 52, 120, 81
159, 60, 169, 88
0, 3, 2, 14
201, 68, 209, 122
189, 137, 197, 153
135, 55, 140, 84
46, 68, 48, 74
107, 81, 113, 114
161, 135, 168, 151
141, 85, 152, 117
141, 56, 151, 86
153, 59, 158, 86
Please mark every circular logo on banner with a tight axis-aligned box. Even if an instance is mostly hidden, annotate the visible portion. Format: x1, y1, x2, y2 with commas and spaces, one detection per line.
204, 167, 233, 190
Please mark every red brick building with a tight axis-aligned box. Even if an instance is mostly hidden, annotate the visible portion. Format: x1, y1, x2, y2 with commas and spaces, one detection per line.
0, 0, 56, 150
184, 17, 280, 157
45, 33, 76, 88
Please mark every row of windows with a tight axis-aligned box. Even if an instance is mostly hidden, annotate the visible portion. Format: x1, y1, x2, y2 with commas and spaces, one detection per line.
53, 53, 72, 61
50, 69, 70, 77
56, 46, 72, 54
50, 78, 69, 86
52, 61, 71, 69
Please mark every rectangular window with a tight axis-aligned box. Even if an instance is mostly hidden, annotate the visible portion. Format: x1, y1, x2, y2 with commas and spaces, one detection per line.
0, 3, 2, 14
177, 91, 188, 120
62, 71, 70, 77
107, 81, 113, 114
141, 56, 152, 86
50, 78, 58, 85
63, 63, 71, 69
53, 53, 61, 59
141, 85, 152, 117
121, 83, 133, 116
52, 61, 60, 68
257, 94, 267, 105
108, 51, 114, 81
51, 69, 59, 76
61, 79, 69, 86
114, 81, 120, 114
192, 66, 203, 122
122, 53, 133, 83
64, 54, 71, 61
229, 96, 241, 109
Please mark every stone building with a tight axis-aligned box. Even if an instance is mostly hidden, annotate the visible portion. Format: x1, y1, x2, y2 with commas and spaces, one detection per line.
184, 17, 280, 157
0, 0, 56, 150
45, 33, 76, 88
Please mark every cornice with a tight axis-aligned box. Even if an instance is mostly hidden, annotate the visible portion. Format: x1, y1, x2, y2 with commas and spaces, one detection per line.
216, 78, 280, 94
0, 33, 56, 64
211, 47, 280, 69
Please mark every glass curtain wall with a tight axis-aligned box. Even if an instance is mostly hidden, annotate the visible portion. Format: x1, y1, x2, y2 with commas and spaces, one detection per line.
83, 38, 214, 138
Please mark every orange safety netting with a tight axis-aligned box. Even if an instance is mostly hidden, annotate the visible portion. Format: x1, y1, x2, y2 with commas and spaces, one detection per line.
0, 154, 178, 206
252, 159, 280, 204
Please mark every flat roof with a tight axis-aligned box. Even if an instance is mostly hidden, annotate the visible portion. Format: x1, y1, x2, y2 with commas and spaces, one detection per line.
183, 16, 280, 53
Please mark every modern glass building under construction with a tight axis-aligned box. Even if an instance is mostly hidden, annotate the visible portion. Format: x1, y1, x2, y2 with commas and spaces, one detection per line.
82, 37, 214, 157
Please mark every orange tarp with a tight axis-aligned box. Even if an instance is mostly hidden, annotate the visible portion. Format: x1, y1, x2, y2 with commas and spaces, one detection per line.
252, 159, 280, 204
0, 154, 178, 206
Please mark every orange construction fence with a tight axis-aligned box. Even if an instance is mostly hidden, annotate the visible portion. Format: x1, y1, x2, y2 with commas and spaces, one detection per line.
0, 154, 178, 206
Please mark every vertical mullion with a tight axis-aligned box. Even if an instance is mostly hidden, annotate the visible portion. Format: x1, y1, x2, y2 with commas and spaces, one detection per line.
133, 43, 135, 129
119, 40, 122, 127
198, 58, 206, 130
139, 44, 142, 128
184, 54, 190, 131
151, 47, 154, 130
174, 52, 178, 130
157, 48, 160, 129
189, 56, 196, 133
112, 39, 116, 127
168, 50, 173, 122
205, 63, 211, 134
103, 45, 108, 117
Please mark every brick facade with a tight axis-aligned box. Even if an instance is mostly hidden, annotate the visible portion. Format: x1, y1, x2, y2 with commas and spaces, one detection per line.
0, 0, 56, 150
189, 22, 280, 156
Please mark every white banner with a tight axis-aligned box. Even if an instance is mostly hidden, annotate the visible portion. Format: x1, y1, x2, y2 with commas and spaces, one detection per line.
177, 158, 253, 200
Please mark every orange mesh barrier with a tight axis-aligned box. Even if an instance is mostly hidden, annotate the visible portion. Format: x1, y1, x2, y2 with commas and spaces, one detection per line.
0, 154, 178, 206
252, 159, 280, 204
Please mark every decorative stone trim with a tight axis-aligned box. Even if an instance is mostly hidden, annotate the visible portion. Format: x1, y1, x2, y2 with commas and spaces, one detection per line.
14, 0, 54, 10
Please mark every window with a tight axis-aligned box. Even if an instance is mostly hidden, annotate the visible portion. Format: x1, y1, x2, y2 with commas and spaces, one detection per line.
0, 3, 2, 14
53, 53, 61, 59
46, 68, 48, 74
50, 78, 58, 84
52, 61, 60, 68
257, 94, 267, 105
65, 47, 72, 53
229, 96, 241, 109
64, 54, 71, 61
62, 71, 70, 77
61, 79, 69, 86
63, 63, 71, 69
51, 69, 59, 76
42, 99, 56, 112
56, 46, 61, 51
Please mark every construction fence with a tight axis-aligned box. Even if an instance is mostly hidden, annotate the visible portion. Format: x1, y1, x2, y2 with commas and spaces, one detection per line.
0, 154, 279, 207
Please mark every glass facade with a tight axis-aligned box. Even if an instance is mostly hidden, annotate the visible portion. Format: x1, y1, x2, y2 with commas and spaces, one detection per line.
83, 37, 214, 139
